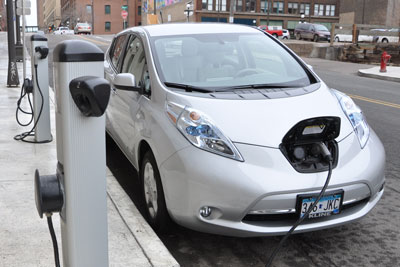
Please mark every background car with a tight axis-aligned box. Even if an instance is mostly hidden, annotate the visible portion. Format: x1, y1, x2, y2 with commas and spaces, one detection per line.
295, 23, 331, 42
258, 25, 283, 38
104, 23, 385, 237
281, 29, 290, 40
74, 23, 92, 35
53, 26, 74, 35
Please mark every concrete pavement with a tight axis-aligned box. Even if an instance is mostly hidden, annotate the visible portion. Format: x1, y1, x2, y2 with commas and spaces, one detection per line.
358, 66, 400, 83
0, 32, 178, 267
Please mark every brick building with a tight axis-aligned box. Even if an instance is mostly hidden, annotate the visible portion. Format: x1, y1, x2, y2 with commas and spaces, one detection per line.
339, 0, 400, 27
61, 0, 141, 34
37, 0, 46, 30
143, 0, 340, 31
44, 0, 61, 29
0, 0, 6, 31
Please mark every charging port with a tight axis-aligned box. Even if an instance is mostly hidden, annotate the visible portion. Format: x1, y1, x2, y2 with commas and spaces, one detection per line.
279, 117, 340, 173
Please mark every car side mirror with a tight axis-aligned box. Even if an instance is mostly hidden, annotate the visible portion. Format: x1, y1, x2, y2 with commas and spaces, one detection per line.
113, 73, 140, 91
311, 28, 315, 32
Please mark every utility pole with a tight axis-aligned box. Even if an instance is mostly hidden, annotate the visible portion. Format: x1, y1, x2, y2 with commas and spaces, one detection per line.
266, 0, 270, 26
15, 4, 23, 62
229, 0, 235, 23
6, 0, 19, 86
91, 0, 94, 34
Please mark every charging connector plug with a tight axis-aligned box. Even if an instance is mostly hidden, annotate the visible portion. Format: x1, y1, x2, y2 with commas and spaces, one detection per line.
316, 142, 333, 162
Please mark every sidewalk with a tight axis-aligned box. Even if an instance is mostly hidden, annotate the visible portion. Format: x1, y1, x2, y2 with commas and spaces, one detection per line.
0, 32, 178, 267
358, 66, 400, 83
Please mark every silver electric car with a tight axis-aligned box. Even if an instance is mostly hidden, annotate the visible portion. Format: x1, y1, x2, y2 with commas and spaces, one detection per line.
104, 23, 385, 237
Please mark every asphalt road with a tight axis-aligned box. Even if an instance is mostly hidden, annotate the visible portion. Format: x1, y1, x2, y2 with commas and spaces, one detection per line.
43, 34, 400, 267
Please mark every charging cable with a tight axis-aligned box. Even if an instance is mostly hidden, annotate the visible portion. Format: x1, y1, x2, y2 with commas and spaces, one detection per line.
46, 213, 61, 267
266, 142, 333, 267
14, 64, 52, 143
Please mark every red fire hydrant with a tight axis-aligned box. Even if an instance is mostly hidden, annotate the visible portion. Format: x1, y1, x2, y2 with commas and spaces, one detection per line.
380, 51, 391, 73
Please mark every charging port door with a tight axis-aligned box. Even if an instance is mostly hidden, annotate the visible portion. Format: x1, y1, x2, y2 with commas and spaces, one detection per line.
279, 117, 340, 173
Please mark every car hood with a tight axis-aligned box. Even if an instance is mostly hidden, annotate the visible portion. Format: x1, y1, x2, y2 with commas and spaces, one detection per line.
166, 84, 353, 148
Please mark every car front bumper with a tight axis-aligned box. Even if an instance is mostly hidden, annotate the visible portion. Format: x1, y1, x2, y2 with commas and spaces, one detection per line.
159, 130, 385, 237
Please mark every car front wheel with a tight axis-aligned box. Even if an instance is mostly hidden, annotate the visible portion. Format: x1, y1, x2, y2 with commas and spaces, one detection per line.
140, 150, 170, 232
313, 35, 319, 42
296, 33, 301, 40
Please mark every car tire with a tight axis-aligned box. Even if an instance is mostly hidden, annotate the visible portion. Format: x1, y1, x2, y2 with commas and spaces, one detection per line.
140, 150, 171, 232
382, 38, 389, 43
296, 33, 301, 40
335, 36, 339, 42
283, 36, 288, 40
273, 33, 278, 38
313, 35, 319, 42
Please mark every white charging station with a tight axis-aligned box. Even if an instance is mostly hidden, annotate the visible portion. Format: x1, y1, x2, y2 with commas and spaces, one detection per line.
30, 34, 52, 142
49, 40, 109, 267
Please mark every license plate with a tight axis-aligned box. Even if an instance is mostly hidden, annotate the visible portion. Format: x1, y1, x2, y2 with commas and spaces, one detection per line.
296, 190, 344, 219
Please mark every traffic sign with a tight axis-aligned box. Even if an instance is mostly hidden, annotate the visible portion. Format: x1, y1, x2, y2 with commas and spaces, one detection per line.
16, 0, 31, 8
16, 7, 31, 15
121, 10, 128, 20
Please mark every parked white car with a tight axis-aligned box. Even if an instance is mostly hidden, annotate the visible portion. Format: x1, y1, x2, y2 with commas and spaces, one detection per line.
334, 34, 374, 42
374, 28, 400, 43
104, 23, 385, 237
53, 27, 74, 35
281, 29, 290, 40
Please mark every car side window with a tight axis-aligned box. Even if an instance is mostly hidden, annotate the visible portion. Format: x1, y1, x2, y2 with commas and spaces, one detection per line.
121, 35, 146, 88
110, 35, 127, 71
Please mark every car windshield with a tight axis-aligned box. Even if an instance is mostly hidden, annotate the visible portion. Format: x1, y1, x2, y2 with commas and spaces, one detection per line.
314, 25, 329, 31
150, 33, 311, 89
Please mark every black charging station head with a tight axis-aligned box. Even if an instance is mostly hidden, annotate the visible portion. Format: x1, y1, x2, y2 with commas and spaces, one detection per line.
34, 170, 64, 218
23, 78, 33, 94
69, 76, 111, 117
282, 117, 341, 145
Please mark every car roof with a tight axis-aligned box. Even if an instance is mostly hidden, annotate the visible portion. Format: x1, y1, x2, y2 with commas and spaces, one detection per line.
133, 23, 261, 37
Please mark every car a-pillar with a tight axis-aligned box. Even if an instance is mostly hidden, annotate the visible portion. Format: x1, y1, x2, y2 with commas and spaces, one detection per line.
34, 40, 111, 267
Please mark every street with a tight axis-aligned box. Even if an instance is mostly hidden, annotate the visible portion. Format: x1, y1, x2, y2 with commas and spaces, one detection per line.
45, 34, 400, 267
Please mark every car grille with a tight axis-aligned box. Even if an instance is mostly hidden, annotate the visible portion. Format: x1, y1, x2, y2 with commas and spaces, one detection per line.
242, 197, 370, 223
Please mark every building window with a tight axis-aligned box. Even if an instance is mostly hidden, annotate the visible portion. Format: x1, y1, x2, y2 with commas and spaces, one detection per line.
138, 6, 141, 15
86, 5, 92, 14
105, 22, 111, 32
245, 0, 255, 12
105, 5, 110, 14
314, 4, 324, 16
300, 3, 310, 15
208, 0, 213, 10
221, 0, 227, 11
260, 0, 269, 13
326, 5, 335, 16
288, 3, 298, 14
273, 1, 284, 14
236, 0, 243, 12
202, 0, 207, 9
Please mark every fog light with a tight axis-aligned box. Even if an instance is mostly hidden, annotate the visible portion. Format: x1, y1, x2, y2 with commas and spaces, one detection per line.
200, 206, 212, 217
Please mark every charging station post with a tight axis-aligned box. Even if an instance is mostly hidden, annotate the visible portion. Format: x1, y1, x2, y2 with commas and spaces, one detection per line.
34, 40, 110, 267
31, 35, 52, 143
54, 40, 109, 267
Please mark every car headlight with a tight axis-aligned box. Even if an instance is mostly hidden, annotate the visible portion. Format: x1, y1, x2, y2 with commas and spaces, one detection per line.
166, 102, 243, 161
332, 89, 370, 148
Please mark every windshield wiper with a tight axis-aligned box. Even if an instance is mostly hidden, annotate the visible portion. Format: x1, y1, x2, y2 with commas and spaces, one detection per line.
215, 83, 299, 92
164, 82, 213, 93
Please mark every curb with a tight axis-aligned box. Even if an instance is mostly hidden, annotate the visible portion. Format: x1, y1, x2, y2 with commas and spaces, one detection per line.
106, 172, 180, 267
358, 67, 400, 83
